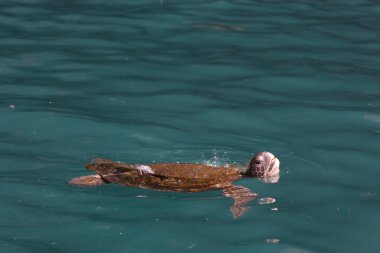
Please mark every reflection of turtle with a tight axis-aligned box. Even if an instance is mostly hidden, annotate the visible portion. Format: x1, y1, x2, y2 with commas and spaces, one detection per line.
69, 152, 280, 219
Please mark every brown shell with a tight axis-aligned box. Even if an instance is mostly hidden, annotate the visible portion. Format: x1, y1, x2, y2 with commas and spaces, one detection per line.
86, 160, 242, 192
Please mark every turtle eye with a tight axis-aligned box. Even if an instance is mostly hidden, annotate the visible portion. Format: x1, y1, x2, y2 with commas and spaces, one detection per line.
254, 160, 262, 165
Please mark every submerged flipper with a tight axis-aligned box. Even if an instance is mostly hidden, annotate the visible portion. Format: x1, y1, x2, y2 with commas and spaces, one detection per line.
223, 185, 257, 219
69, 175, 108, 187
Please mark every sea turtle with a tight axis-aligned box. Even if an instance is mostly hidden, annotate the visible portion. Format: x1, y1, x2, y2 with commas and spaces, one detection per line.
69, 151, 280, 219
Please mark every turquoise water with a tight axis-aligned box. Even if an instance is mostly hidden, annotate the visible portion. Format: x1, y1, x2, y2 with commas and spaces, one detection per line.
1, 0, 380, 252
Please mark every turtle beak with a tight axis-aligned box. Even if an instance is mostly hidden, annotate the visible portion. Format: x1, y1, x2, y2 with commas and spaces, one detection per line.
269, 156, 280, 175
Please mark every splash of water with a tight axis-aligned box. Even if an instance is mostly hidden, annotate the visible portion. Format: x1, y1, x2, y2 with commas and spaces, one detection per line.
201, 150, 238, 167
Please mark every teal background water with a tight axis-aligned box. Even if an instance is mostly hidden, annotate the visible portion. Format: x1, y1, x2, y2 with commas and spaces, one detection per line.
1, 0, 380, 252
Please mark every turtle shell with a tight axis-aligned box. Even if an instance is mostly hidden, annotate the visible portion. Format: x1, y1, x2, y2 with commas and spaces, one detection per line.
86, 160, 243, 192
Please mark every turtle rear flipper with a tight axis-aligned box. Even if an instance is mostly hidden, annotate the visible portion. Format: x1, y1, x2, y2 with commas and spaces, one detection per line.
91, 158, 114, 164
69, 175, 108, 187
223, 185, 257, 219
86, 159, 154, 175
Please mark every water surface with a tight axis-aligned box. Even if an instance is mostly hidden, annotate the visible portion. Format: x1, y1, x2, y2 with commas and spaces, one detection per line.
1, 0, 380, 252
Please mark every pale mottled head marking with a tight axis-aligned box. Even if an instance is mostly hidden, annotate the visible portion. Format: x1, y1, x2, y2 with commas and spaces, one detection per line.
248, 151, 280, 178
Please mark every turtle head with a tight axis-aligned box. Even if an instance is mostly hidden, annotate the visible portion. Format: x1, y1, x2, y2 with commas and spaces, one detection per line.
247, 152, 280, 181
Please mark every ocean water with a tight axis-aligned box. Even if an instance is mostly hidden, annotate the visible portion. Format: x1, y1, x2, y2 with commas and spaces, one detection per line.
1, 0, 380, 252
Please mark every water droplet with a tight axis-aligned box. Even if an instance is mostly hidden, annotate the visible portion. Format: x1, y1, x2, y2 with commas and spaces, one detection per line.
187, 243, 196, 250
360, 192, 374, 198
257, 197, 276, 205
266, 238, 280, 244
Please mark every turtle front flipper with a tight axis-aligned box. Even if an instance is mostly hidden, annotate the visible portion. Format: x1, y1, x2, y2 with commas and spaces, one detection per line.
223, 185, 257, 219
